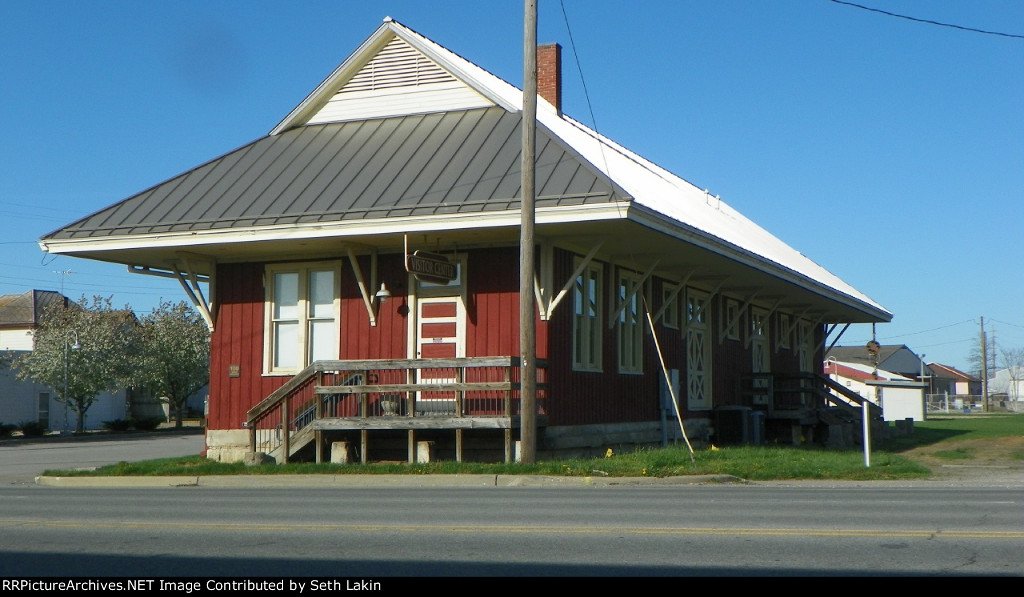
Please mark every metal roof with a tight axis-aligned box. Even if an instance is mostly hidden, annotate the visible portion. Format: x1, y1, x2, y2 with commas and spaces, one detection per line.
0, 290, 68, 327
44, 108, 627, 241
38, 18, 892, 325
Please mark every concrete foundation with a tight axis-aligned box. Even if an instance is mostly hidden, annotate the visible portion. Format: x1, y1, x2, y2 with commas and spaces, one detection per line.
331, 441, 353, 464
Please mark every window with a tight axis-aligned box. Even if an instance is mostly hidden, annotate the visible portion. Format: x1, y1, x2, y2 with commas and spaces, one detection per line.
661, 283, 679, 329
573, 259, 603, 372
265, 262, 341, 374
617, 270, 643, 374
777, 313, 792, 350
749, 308, 767, 345
723, 298, 741, 341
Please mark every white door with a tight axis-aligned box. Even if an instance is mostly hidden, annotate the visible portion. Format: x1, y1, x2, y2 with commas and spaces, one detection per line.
416, 295, 464, 360
412, 257, 466, 413
750, 308, 770, 405
686, 289, 712, 411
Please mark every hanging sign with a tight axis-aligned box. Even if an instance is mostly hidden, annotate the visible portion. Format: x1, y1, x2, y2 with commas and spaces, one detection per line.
406, 250, 456, 285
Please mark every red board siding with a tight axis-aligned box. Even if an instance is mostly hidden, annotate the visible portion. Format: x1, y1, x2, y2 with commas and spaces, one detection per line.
339, 255, 409, 360
465, 248, 521, 359
206, 248, 824, 434
208, 262, 283, 430
545, 248, 660, 427
208, 257, 411, 432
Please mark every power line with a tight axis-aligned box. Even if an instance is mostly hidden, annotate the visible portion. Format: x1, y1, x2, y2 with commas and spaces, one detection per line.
830, 0, 1024, 40
989, 318, 1024, 330
878, 318, 977, 340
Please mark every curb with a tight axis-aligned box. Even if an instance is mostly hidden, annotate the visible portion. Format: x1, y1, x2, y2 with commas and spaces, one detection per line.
33, 473, 745, 488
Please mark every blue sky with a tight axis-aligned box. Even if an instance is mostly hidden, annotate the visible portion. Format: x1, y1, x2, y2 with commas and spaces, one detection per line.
1, 1, 1021, 372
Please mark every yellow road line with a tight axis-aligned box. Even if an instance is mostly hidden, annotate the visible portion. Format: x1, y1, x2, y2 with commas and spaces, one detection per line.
0, 520, 1021, 539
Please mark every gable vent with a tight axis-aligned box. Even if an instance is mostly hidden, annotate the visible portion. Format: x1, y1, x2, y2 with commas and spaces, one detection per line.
340, 37, 456, 94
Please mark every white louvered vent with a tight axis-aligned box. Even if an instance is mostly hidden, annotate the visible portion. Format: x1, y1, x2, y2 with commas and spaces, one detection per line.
340, 37, 455, 94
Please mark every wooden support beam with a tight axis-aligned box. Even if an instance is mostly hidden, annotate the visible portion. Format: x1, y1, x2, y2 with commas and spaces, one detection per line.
608, 259, 661, 329
544, 240, 605, 319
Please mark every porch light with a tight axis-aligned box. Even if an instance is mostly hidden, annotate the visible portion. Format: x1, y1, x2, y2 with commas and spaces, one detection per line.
375, 283, 392, 303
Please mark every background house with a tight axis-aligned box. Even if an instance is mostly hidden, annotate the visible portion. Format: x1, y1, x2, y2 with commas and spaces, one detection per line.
823, 358, 925, 422
989, 368, 1024, 410
927, 362, 981, 396
826, 344, 929, 382
0, 289, 129, 431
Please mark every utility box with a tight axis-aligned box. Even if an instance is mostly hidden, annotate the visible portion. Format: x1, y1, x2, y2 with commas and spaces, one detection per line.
715, 406, 752, 445
750, 410, 766, 445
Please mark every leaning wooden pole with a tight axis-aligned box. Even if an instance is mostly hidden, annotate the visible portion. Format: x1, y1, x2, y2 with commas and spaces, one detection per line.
519, 0, 538, 463
645, 308, 695, 461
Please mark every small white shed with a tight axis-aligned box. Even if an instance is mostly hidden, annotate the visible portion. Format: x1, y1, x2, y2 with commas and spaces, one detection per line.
866, 380, 927, 422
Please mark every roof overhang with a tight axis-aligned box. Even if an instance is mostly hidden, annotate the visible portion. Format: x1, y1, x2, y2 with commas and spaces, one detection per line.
40, 201, 890, 325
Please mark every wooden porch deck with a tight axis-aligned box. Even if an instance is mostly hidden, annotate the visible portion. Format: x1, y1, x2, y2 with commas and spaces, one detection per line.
246, 357, 547, 464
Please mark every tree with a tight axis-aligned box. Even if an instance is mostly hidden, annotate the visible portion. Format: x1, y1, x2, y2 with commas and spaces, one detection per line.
966, 333, 997, 379
14, 296, 140, 433
137, 301, 210, 428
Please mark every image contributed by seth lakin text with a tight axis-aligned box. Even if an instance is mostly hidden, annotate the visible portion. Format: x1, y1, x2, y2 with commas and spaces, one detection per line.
2, 579, 383, 592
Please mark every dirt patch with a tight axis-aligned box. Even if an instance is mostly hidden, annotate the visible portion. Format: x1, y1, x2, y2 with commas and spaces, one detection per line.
902, 436, 1024, 481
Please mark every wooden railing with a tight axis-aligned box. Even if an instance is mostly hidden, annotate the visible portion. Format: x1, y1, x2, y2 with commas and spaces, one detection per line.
246, 357, 548, 461
735, 372, 884, 420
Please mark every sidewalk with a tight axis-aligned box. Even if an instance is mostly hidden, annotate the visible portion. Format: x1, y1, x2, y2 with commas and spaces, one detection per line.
34, 472, 746, 488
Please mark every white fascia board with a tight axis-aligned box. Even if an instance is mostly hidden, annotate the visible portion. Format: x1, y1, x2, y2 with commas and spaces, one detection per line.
38, 203, 631, 256
626, 205, 892, 321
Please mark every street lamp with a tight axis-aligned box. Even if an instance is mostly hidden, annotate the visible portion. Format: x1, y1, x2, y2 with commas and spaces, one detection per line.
63, 330, 81, 434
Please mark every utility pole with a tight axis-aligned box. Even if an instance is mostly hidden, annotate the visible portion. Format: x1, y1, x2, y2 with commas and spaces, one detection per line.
519, 0, 538, 463
981, 316, 989, 412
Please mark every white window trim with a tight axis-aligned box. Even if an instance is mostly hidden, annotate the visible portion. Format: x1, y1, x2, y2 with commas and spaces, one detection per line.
264, 261, 342, 375
748, 307, 768, 345
777, 313, 792, 350
661, 282, 679, 330
572, 258, 603, 372
723, 298, 741, 341
617, 269, 644, 374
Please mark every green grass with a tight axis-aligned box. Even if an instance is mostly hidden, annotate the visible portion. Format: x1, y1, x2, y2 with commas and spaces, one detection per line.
931, 447, 973, 461
43, 413, 1023, 481
879, 412, 1022, 449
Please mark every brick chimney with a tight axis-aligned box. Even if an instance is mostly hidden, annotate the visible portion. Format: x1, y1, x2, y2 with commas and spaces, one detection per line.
537, 43, 562, 113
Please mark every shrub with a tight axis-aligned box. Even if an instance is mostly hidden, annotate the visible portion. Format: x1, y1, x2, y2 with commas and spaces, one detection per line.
102, 419, 133, 432
132, 417, 164, 431
18, 421, 46, 437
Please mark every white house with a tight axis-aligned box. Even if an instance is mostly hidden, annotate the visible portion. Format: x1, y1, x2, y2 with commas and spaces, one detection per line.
989, 368, 1024, 407
0, 290, 129, 431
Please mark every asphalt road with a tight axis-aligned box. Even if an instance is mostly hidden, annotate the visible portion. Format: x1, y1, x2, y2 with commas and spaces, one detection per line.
1, 430, 1021, 577
0, 429, 206, 485
0, 484, 1021, 577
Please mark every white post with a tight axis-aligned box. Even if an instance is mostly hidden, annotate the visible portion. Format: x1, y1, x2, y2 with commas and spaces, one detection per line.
862, 398, 871, 468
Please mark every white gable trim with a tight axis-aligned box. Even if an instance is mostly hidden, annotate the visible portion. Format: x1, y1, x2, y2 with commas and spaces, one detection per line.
307, 35, 493, 124
308, 82, 492, 124
271, 20, 518, 136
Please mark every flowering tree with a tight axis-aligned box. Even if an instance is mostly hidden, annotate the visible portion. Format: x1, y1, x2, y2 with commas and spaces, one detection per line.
137, 301, 210, 427
14, 296, 140, 433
